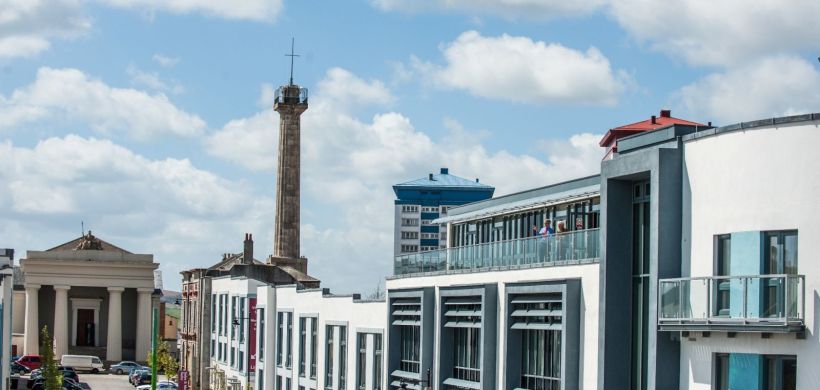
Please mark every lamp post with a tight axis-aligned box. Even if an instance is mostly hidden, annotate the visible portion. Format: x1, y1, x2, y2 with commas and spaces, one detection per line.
232, 317, 252, 390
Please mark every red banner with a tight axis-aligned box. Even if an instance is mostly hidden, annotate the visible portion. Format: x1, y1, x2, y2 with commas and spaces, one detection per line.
249, 298, 257, 372
178, 370, 189, 390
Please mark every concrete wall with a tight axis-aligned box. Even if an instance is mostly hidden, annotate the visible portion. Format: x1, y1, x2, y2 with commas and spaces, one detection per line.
679, 120, 820, 389
386, 263, 600, 389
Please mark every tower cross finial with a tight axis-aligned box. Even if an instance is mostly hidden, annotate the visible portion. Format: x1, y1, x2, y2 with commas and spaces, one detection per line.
286, 37, 300, 86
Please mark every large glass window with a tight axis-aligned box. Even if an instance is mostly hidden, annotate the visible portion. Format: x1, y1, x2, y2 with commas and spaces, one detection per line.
259, 309, 265, 361
715, 234, 732, 316
339, 327, 348, 390
763, 231, 798, 318
714, 354, 796, 390
631, 180, 650, 390
452, 328, 481, 383
239, 297, 246, 341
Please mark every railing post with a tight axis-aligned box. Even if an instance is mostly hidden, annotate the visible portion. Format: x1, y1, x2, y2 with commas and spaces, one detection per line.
742, 277, 748, 320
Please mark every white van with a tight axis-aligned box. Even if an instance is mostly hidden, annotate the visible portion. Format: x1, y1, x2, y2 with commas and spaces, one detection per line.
60, 355, 105, 373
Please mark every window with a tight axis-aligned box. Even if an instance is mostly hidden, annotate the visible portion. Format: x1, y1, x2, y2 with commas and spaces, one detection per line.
300, 317, 307, 376
287, 313, 293, 368
325, 326, 335, 389
401, 205, 418, 213
231, 297, 237, 341
400, 245, 418, 253
258, 369, 264, 390
357, 334, 367, 390
715, 234, 731, 316
400, 231, 419, 240
714, 354, 796, 390
373, 334, 382, 390
511, 293, 563, 390
311, 318, 318, 379
401, 218, 419, 227
239, 297, 246, 341
277, 312, 285, 366
443, 296, 482, 387
339, 328, 348, 390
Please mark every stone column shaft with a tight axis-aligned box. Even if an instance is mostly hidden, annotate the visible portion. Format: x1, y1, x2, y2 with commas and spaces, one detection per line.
53, 285, 70, 358
136, 288, 153, 361
107, 287, 124, 362
23, 284, 40, 355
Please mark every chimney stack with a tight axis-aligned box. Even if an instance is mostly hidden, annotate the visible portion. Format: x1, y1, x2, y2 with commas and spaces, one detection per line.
429, 173, 434, 181
440, 167, 449, 175
243, 233, 253, 264
660, 109, 671, 118
475, 178, 479, 183
651, 115, 657, 125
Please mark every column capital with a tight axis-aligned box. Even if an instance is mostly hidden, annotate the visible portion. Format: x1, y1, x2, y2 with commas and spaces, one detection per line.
24, 284, 41, 290
107, 287, 125, 293
54, 285, 71, 291
137, 287, 154, 294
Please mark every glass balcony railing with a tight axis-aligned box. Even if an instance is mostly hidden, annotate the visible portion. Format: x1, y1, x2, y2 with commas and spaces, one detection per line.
393, 228, 600, 276
658, 274, 805, 332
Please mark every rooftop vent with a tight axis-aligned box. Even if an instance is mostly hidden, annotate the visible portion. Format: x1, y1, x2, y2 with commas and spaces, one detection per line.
660, 109, 671, 118
475, 178, 479, 183
651, 115, 657, 125
429, 173, 434, 181
440, 168, 449, 174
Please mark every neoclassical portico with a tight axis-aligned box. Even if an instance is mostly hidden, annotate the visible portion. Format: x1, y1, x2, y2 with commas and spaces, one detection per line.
19, 232, 159, 362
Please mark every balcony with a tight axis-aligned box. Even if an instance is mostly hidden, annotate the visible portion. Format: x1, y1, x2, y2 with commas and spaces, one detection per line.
658, 274, 805, 333
393, 228, 600, 277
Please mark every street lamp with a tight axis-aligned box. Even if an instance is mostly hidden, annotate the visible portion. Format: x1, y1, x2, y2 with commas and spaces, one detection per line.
232, 318, 252, 390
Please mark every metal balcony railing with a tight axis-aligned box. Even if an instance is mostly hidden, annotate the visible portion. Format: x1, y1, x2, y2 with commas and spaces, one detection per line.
393, 228, 600, 277
658, 274, 805, 332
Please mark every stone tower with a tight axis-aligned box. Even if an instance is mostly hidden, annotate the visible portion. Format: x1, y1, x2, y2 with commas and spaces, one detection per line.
270, 77, 309, 272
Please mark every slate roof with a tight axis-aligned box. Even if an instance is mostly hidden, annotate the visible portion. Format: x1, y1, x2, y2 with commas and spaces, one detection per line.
393, 172, 493, 189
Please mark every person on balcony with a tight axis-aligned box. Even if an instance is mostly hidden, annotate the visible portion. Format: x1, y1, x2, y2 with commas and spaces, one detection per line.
533, 219, 554, 262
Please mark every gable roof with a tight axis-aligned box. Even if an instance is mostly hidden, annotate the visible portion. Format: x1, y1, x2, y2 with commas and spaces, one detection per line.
46, 235, 133, 254
600, 110, 705, 147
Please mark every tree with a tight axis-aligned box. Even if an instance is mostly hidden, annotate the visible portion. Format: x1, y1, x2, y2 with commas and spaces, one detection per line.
146, 337, 179, 379
40, 326, 62, 390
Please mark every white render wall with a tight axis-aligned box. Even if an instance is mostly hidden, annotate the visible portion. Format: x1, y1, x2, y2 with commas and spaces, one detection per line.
209, 276, 266, 390
256, 284, 388, 390
386, 263, 601, 390
680, 120, 820, 389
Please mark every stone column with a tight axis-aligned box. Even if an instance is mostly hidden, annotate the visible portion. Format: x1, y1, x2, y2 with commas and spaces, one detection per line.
107, 287, 124, 362
23, 284, 40, 355
53, 285, 71, 358
136, 288, 153, 361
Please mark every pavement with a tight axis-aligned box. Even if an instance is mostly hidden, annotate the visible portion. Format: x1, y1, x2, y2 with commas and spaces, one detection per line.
13, 372, 170, 390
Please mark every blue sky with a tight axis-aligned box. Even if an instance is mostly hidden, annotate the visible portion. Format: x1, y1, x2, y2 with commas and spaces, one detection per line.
1, 0, 819, 292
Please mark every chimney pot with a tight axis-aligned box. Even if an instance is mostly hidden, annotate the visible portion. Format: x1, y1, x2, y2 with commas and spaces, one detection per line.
475, 178, 479, 183
429, 173, 434, 181
660, 109, 671, 118
708, 121, 712, 127
440, 168, 449, 174
651, 115, 657, 125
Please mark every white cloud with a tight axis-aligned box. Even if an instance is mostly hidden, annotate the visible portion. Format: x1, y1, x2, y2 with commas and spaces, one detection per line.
609, 0, 820, 67
0, 135, 278, 286
96, 0, 283, 22
0, 67, 205, 139
371, 0, 605, 19
152, 54, 180, 67
0, 0, 90, 59
205, 67, 605, 292
126, 64, 185, 94
674, 56, 820, 124
414, 31, 628, 105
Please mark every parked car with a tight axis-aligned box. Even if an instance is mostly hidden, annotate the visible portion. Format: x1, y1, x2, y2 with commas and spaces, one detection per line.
29, 377, 83, 390
16, 355, 42, 370
134, 371, 152, 386
137, 381, 177, 390
28, 366, 79, 386
111, 361, 144, 375
11, 361, 30, 375
60, 355, 105, 374
129, 369, 150, 385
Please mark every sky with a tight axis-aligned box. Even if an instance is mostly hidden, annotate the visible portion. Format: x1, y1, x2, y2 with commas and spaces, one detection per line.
1, 0, 819, 292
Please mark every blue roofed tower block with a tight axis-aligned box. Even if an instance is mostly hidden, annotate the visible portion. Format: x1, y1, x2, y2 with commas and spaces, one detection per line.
392, 168, 494, 256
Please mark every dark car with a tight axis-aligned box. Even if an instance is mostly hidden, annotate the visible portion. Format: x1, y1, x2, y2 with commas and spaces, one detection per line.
135, 371, 152, 386
11, 361, 30, 375
28, 366, 79, 388
29, 378, 83, 390
130, 369, 150, 385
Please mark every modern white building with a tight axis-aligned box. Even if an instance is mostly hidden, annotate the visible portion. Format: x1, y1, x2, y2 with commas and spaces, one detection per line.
244, 111, 820, 390
255, 285, 387, 390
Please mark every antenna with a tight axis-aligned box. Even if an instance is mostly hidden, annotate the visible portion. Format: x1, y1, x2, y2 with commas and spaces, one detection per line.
285, 37, 300, 85
81, 220, 84, 236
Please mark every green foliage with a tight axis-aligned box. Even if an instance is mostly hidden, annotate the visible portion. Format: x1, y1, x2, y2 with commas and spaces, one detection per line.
39, 326, 62, 390
146, 337, 179, 379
